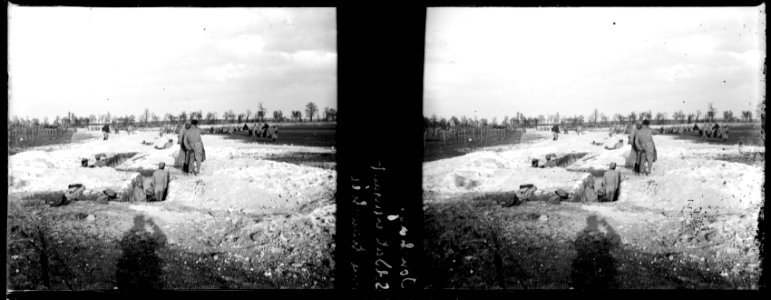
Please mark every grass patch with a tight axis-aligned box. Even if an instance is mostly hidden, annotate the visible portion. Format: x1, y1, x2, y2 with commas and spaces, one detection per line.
206, 125, 335, 148
424, 130, 546, 162
8, 130, 76, 155
667, 123, 764, 146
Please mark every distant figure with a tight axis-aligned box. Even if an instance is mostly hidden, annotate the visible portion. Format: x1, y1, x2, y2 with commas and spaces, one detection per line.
552, 124, 560, 141
634, 120, 657, 175
183, 119, 205, 175
261, 123, 270, 138
603, 162, 622, 202
152, 162, 170, 201
102, 124, 111, 140
271, 126, 279, 142
576, 125, 583, 135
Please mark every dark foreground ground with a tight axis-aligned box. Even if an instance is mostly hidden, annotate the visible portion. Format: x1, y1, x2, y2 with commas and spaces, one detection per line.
6, 193, 335, 290
209, 125, 336, 148
423, 197, 761, 289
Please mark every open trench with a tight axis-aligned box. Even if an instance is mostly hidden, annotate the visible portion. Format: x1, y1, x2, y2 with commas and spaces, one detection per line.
9, 149, 337, 289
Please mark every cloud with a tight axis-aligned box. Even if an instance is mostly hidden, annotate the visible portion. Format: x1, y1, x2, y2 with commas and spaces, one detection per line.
8, 6, 336, 120
424, 7, 765, 120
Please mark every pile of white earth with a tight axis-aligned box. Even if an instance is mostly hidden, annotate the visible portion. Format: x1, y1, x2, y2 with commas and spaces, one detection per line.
424, 128, 763, 266
8, 128, 336, 215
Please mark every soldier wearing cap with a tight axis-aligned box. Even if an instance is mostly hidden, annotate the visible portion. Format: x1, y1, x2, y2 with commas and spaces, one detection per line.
634, 120, 657, 175
603, 162, 622, 201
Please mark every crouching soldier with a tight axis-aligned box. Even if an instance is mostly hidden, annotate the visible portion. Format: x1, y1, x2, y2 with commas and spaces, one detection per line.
152, 162, 170, 201
128, 175, 146, 202
578, 178, 598, 202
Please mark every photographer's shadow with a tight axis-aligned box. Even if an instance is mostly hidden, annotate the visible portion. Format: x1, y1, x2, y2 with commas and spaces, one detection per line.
571, 215, 621, 290
116, 215, 167, 290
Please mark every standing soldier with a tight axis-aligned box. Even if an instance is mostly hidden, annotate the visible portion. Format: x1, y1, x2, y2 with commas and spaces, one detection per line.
183, 119, 205, 175
152, 162, 170, 201
102, 124, 111, 140
551, 124, 560, 141
634, 120, 657, 175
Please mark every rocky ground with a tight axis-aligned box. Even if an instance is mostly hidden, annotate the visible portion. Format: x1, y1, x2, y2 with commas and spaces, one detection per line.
423, 128, 763, 289
7, 129, 336, 290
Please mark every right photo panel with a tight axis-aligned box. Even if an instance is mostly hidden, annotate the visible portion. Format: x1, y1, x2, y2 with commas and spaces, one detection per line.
422, 7, 765, 289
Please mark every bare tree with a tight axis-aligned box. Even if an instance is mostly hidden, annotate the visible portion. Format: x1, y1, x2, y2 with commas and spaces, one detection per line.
273, 110, 284, 122
257, 103, 267, 122
205, 112, 217, 124
723, 110, 734, 122
179, 111, 188, 122
695, 110, 702, 122
151, 113, 160, 123
742, 111, 753, 122
592, 109, 600, 124
246, 109, 252, 123
628, 112, 637, 123
290, 110, 303, 122
707, 103, 717, 122
144, 108, 151, 123
654, 112, 667, 124
305, 102, 319, 122
227, 110, 235, 123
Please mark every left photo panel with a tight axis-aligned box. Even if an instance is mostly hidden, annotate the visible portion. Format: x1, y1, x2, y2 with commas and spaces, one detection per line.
7, 6, 337, 289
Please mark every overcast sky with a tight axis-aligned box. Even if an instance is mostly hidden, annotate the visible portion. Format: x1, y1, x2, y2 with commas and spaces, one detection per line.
8, 6, 336, 121
424, 6, 765, 121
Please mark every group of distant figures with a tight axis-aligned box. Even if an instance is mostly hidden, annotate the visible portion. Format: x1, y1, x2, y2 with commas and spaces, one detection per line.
100, 124, 135, 140
654, 123, 730, 142
547, 124, 584, 138
204, 123, 279, 142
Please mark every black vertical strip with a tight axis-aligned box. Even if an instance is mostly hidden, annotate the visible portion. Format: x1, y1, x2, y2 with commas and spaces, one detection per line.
337, 5, 426, 290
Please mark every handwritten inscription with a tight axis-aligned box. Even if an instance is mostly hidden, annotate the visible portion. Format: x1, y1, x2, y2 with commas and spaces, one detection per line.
349, 161, 417, 289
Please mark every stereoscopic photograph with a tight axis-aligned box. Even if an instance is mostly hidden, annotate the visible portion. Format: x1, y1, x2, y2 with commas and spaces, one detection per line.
422, 7, 765, 289
8, 6, 336, 289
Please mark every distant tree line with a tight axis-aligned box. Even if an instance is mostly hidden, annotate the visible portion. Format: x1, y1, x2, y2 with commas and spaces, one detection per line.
424, 102, 760, 129
8, 101, 338, 129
